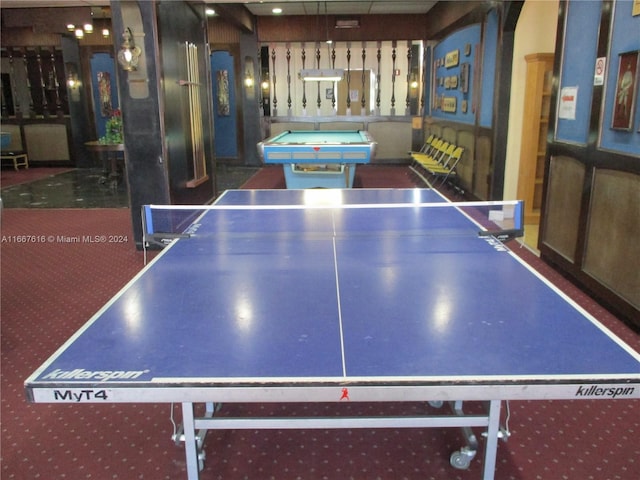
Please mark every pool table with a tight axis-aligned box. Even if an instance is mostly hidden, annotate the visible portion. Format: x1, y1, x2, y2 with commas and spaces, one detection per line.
257, 130, 377, 188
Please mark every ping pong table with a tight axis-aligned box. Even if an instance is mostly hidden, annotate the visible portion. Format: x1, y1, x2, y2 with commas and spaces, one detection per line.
25, 188, 639, 480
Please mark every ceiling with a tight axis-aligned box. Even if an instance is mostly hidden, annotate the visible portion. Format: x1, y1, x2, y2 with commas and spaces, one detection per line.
235, 1, 438, 16
0, 0, 110, 8
0, 1, 438, 16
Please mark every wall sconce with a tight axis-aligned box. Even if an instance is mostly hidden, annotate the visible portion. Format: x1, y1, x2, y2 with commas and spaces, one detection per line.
67, 72, 79, 89
117, 27, 142, 71
244, 56, 256, 99
244, 72, 254, 88
299, 68, 344, 82
65, 62, 81, 102
410, 74, 419, 89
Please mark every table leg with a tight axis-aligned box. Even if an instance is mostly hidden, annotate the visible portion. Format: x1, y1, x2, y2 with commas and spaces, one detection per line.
481, 400, 502, 480
99, 152, 109, 184
182, 402, 200, 480
110, 154, 118, 178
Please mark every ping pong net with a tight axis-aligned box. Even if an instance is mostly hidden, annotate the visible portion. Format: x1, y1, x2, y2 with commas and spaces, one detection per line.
142, 198, 524, 261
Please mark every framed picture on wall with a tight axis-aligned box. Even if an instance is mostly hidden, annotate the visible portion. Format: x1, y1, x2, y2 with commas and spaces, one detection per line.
611, 50, 639, 130
97, 72, 112, 117
216, 70, 230, 116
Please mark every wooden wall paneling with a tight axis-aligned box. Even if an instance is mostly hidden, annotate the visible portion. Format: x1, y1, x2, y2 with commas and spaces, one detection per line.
0, 124, 22, 150
0, 28, 62, 49
256, 15, 428, 43
208, 18, 241, 44
367, 121, 412, 162
473, 134, 492, 199
76, 22, 114, 48
583, 169, 640, 310
1, 7, 92, 34
23, 123, 70, 162
441, 125, 457, 144
456, 129, 475, 191
541, 155, 585, 262
208, 3, 254, 34
539, 0, 640, 330
424, 1, 489, 39
319, 122, 365, 130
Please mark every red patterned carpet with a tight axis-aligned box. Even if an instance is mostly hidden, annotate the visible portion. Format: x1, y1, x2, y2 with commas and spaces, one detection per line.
1, 167, 639, 479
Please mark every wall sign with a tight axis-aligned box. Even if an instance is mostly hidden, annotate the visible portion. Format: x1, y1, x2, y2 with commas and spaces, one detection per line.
594, 57, 606, 86
559, 86, 578, 120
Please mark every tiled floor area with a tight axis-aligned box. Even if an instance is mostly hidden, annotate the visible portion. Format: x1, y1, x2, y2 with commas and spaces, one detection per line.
1, 168, 129, 208
0, 164, 260, 209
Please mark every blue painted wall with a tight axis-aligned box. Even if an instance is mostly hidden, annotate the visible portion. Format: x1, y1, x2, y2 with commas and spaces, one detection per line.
555, 1, 601, 145
430, 10, 499, 128
211, 51, 238, 158
432, 24, 481, 125
480, 9, 499, 128
557, 0, 640, 154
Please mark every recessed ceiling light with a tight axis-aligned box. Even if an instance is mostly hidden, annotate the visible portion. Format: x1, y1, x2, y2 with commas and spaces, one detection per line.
272, 7, 282, 15
205, 8, 215, 16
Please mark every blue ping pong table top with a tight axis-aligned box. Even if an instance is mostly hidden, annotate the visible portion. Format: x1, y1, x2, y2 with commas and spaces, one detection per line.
26, 188, 639, 403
